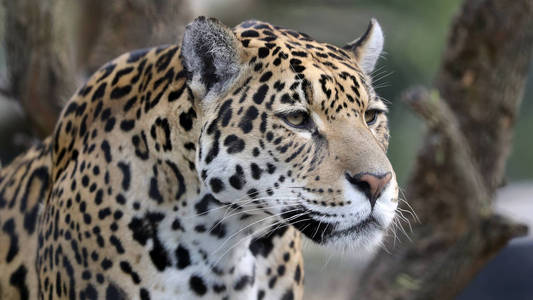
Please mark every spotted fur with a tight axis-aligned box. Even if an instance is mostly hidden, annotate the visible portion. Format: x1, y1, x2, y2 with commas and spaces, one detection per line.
0, 17, 398, 299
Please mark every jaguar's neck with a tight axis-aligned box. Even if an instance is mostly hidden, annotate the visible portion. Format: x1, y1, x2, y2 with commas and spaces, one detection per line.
104, 49, 269, 277
43, 44, 303, 299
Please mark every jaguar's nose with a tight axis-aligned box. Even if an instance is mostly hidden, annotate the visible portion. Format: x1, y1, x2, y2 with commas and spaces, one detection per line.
345, 172, 392, 209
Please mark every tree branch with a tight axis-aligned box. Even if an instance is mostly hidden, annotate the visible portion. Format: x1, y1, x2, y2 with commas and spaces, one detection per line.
402, 87, 490, 220
354, 0, 533, 298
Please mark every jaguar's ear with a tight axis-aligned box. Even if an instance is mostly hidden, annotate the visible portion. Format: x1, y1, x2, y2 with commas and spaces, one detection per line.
181, 17, 243, 100
343, 19, 384, 74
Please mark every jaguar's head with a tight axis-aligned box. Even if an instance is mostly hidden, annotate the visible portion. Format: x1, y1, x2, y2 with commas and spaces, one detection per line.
182, 17, 398, 249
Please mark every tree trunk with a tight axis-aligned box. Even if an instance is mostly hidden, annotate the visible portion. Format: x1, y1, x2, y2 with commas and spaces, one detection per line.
0, 0, 191, 160
355, 0, 533, 299
76, 0, 191, 75
2, 0, 78, 137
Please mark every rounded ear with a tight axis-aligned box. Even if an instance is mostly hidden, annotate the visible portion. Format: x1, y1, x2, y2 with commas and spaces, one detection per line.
343, 19, 384, 74
181, 17, 243, 99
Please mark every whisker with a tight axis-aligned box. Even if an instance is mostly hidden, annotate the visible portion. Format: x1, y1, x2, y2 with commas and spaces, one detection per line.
211, 213, 312, 267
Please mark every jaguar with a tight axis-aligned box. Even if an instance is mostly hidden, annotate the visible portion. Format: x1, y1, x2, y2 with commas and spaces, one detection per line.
0, 16, 398, 299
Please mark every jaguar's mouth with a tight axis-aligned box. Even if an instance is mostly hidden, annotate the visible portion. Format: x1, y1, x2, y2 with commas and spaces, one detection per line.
281, 207, 381, 244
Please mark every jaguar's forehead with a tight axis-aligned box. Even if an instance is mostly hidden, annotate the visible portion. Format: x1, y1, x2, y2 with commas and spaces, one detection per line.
234, 20, 379, 117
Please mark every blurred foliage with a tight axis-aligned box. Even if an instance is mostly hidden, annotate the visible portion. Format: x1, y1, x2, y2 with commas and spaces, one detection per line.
508, 77, 533, 180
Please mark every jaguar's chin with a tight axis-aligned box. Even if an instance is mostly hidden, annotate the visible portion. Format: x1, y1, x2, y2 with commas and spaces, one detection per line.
281, 208, 388, 249
320, 217, 386, 250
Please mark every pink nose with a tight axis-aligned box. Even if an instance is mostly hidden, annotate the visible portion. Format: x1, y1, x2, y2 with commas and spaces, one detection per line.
345, 172, 392, 208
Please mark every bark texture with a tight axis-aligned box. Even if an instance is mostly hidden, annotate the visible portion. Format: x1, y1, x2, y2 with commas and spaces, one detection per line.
2, 0, 78, 137
354, 0, 533, 299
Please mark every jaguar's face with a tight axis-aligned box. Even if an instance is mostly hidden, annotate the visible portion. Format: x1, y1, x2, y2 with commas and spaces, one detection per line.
185, 17, 398, 249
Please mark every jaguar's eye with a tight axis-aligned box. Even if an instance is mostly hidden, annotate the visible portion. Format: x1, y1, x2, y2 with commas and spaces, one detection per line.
364, 109, 380, 125
282, 111, 310, 128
